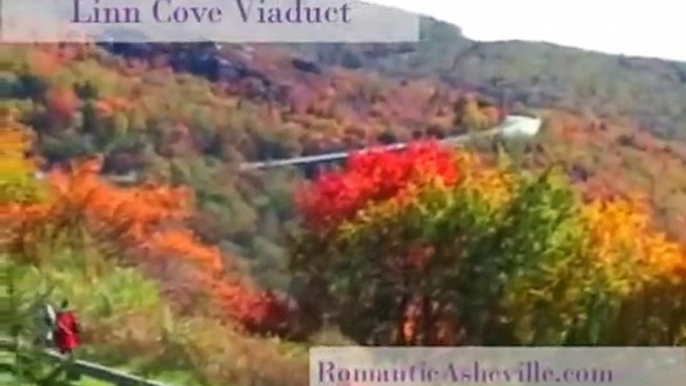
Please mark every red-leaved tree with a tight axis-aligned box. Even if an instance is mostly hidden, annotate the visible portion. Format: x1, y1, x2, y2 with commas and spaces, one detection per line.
295, 141, 461, 231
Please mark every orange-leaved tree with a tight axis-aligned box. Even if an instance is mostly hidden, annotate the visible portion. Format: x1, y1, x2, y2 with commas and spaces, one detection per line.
0, 108, 49, 261
581, 198, 686, 344
42, 158, 291, 333
1, 108, 290, 334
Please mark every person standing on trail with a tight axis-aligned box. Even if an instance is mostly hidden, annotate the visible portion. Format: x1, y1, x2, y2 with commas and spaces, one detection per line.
34, 298, 56, 347
54, 299, 81, 355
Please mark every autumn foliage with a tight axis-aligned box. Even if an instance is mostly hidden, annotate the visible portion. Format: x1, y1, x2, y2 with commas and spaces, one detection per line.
5, 42, 686, 351
296, 142, 460, 230
1, 116, 289, 334
292, 143, 686, 345
1, 111, 48, 257
45, 85, 79, 127
583, 199, 686, 279
44, 160, 292, 332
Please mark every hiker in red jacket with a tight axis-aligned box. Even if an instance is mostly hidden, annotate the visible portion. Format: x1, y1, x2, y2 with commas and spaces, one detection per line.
54, 299, 81, 355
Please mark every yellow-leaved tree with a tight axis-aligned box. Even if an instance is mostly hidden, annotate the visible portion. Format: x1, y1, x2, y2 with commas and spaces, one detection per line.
0, 107, 49, 259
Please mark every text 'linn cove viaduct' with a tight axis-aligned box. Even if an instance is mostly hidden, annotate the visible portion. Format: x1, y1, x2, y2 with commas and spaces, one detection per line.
70, 0, 353, 25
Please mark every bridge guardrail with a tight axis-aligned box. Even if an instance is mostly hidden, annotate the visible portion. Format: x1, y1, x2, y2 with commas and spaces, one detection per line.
34, 116, 539, 177
238, 126, 506, 171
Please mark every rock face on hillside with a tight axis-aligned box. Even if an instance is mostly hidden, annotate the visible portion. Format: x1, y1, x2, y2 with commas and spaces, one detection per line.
100, 42, 266, 88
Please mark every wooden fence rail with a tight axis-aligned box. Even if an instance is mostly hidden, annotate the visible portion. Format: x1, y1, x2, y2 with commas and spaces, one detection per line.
1, 338, 179, 386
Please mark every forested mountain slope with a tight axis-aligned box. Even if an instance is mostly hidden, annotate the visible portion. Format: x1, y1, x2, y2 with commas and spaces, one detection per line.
95, 18, 686, 144
2, 13, 685, 385
4, 31, 686, 247
289, 19, 686, 140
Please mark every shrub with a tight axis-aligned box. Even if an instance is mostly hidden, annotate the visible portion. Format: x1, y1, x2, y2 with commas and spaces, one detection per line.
291, 143, 686, 345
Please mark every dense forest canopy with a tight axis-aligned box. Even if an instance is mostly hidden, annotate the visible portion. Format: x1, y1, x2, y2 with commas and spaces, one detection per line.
289, 19, 686, 140
1, 11, 685, 386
